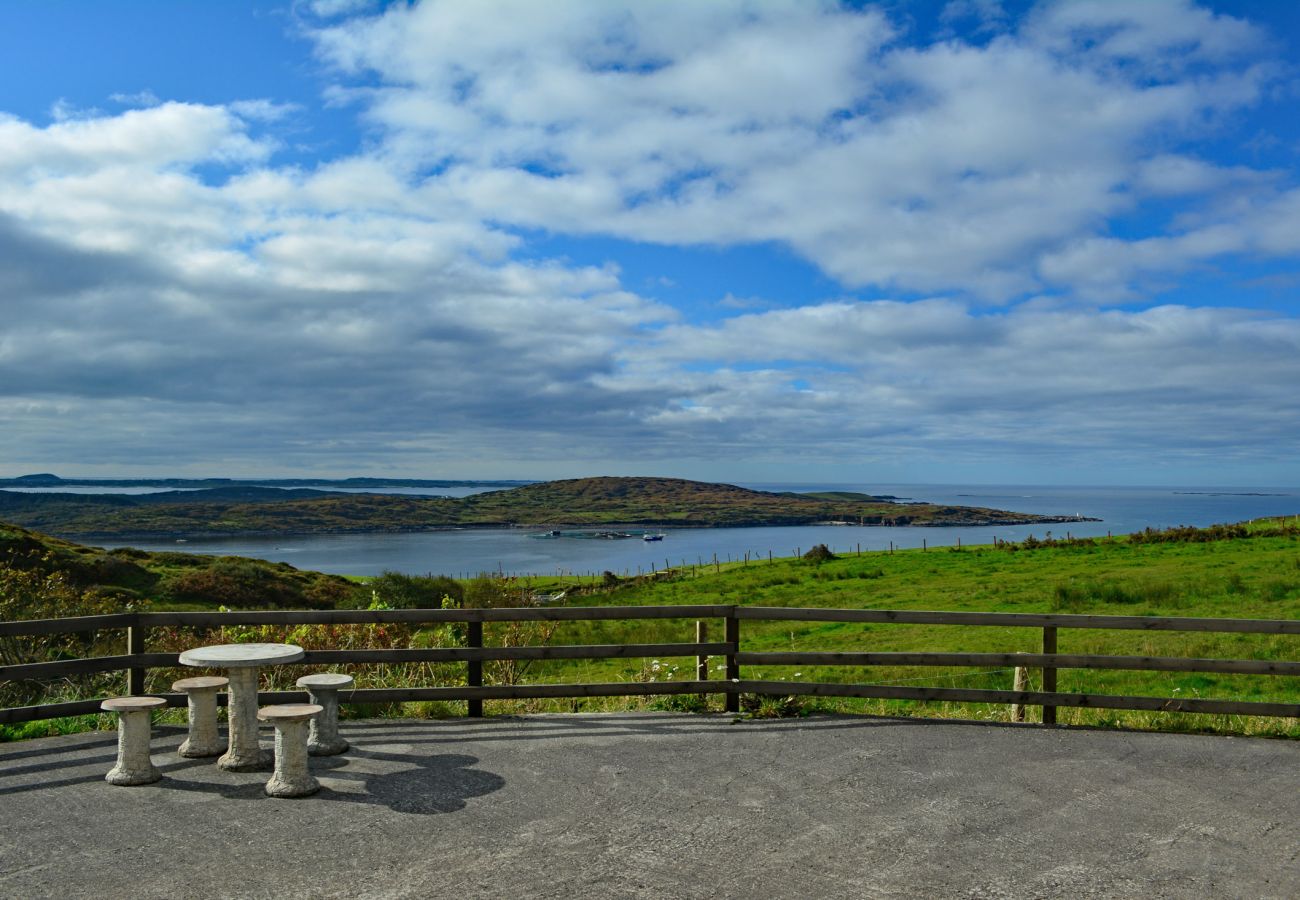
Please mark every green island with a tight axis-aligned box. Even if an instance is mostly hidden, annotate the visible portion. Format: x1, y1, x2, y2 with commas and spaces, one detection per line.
3, 513, 1297, 741
0, 475, 1091, 539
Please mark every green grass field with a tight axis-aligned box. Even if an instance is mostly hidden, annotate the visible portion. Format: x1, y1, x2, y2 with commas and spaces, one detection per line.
3, 520, 1298, 740
492, 525, 1296, 735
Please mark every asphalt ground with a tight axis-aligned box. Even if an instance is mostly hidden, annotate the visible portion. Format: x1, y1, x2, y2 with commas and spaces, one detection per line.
1, 713, 1297, 899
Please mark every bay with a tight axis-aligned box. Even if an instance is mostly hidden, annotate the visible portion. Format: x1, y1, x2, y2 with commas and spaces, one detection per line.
93, 483, 1300, 578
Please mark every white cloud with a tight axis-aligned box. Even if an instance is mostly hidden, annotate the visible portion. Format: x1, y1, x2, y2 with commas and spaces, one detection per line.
1, 2, 1298, 481
1040, 184, 1300, 298
0, 102, 270, 176
608, 299, 1300, 464
303, 0, 1285, 301
1024, 0, 1266, 68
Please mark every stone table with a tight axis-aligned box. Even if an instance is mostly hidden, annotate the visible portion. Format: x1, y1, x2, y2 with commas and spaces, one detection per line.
177, 643, 304, 771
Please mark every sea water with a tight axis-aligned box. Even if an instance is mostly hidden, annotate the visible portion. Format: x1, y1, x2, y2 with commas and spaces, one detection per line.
89, 483, 1299, 577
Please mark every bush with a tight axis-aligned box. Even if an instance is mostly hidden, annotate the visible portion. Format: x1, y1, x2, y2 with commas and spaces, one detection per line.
803, 544, 836, 563
108, 547, 149, 560
303, 576, 365, 609
0, 553, 136, 709
463, 573, 537, 609
69, 553, 154, 589
160, 558, 304, 608
366, 571, 463, 609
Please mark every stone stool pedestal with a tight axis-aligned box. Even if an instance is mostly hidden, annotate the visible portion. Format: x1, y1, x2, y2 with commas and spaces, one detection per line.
257, 704, 324, 798
172, 676, 229, 758
101, 696, 167, 786
296, 673, 354, 756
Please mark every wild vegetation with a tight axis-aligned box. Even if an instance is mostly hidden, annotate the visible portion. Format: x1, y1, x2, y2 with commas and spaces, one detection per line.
2, 516, 1297, 740
0, 521, 362, 614
0, 476, 1087, 538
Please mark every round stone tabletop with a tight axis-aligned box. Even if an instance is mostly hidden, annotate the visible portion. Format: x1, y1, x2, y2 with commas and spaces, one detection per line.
172, 675, 230, 691
101, 696, 167, 712
179, 643, 305, 668
258, 703, 323, 721
297, 673, 355, 689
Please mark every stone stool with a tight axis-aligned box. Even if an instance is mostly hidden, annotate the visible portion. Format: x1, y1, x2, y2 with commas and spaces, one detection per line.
101, 696, 167, 786
257, 704, 323, 798
296, 673, 354, 756
172, 675, 229, 758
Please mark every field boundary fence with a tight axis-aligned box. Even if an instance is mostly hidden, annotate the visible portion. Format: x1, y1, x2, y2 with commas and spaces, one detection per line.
2, 605, 1297, 726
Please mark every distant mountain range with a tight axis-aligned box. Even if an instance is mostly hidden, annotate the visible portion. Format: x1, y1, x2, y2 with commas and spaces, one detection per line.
0, 475, 1096, 539
0, 473, 531, 489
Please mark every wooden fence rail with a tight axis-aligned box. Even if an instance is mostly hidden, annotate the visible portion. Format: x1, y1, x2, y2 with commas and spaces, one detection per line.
2, 606, 1297, 727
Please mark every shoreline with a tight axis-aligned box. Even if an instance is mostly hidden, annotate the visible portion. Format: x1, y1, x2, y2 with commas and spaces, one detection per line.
63, 514, 1102, 543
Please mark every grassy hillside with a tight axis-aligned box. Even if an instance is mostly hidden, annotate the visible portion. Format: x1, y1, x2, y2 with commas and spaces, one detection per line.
0, 476, 1086, 538
0, 521, 362, 614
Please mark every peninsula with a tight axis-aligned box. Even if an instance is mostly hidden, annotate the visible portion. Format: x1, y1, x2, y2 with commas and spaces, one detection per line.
0, 476, 1095, 539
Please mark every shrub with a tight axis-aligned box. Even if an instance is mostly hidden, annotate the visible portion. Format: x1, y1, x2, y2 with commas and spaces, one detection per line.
108, 547, 149, 560
158, 557, 320, 608
366, 571, 463, 609
0, 553, 136, 709
803, 544, 836, 563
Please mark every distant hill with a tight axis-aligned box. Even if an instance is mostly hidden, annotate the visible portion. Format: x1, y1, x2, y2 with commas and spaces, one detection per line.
0, 476, 1091, 539
0, 473, 530, 489
8, 473, 62, 485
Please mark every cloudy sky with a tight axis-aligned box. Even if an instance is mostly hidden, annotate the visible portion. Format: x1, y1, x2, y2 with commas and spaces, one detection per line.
2, 0, 1299, 486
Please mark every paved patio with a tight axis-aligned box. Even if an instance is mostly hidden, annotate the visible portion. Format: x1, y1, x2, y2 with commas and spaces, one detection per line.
1, 713, 1297, 898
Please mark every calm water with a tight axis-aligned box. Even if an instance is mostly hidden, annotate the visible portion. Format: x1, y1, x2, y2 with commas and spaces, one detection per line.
92, 483, 1300, 577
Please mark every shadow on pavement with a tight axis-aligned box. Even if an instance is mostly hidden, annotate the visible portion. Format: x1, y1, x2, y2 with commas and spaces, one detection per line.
145, 747, 505, 815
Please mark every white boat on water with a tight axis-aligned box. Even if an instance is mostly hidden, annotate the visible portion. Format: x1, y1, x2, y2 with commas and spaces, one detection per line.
643, 533, 665, 541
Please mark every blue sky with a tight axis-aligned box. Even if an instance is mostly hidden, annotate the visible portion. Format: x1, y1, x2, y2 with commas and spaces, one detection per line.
1, 0, 1299, 486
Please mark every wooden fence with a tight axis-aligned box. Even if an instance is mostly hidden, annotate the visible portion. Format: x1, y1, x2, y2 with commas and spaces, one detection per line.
2, 606, 1297, 726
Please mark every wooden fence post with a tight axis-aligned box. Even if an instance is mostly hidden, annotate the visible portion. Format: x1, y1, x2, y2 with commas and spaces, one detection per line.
724, 609, 740, 713
1042, 626, 1058, 725
696, 621, 709, 683
467, 620, 483, 718
1011, 662, 1028, 722
126, 620, 145, 696
696, 620, 709, 705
